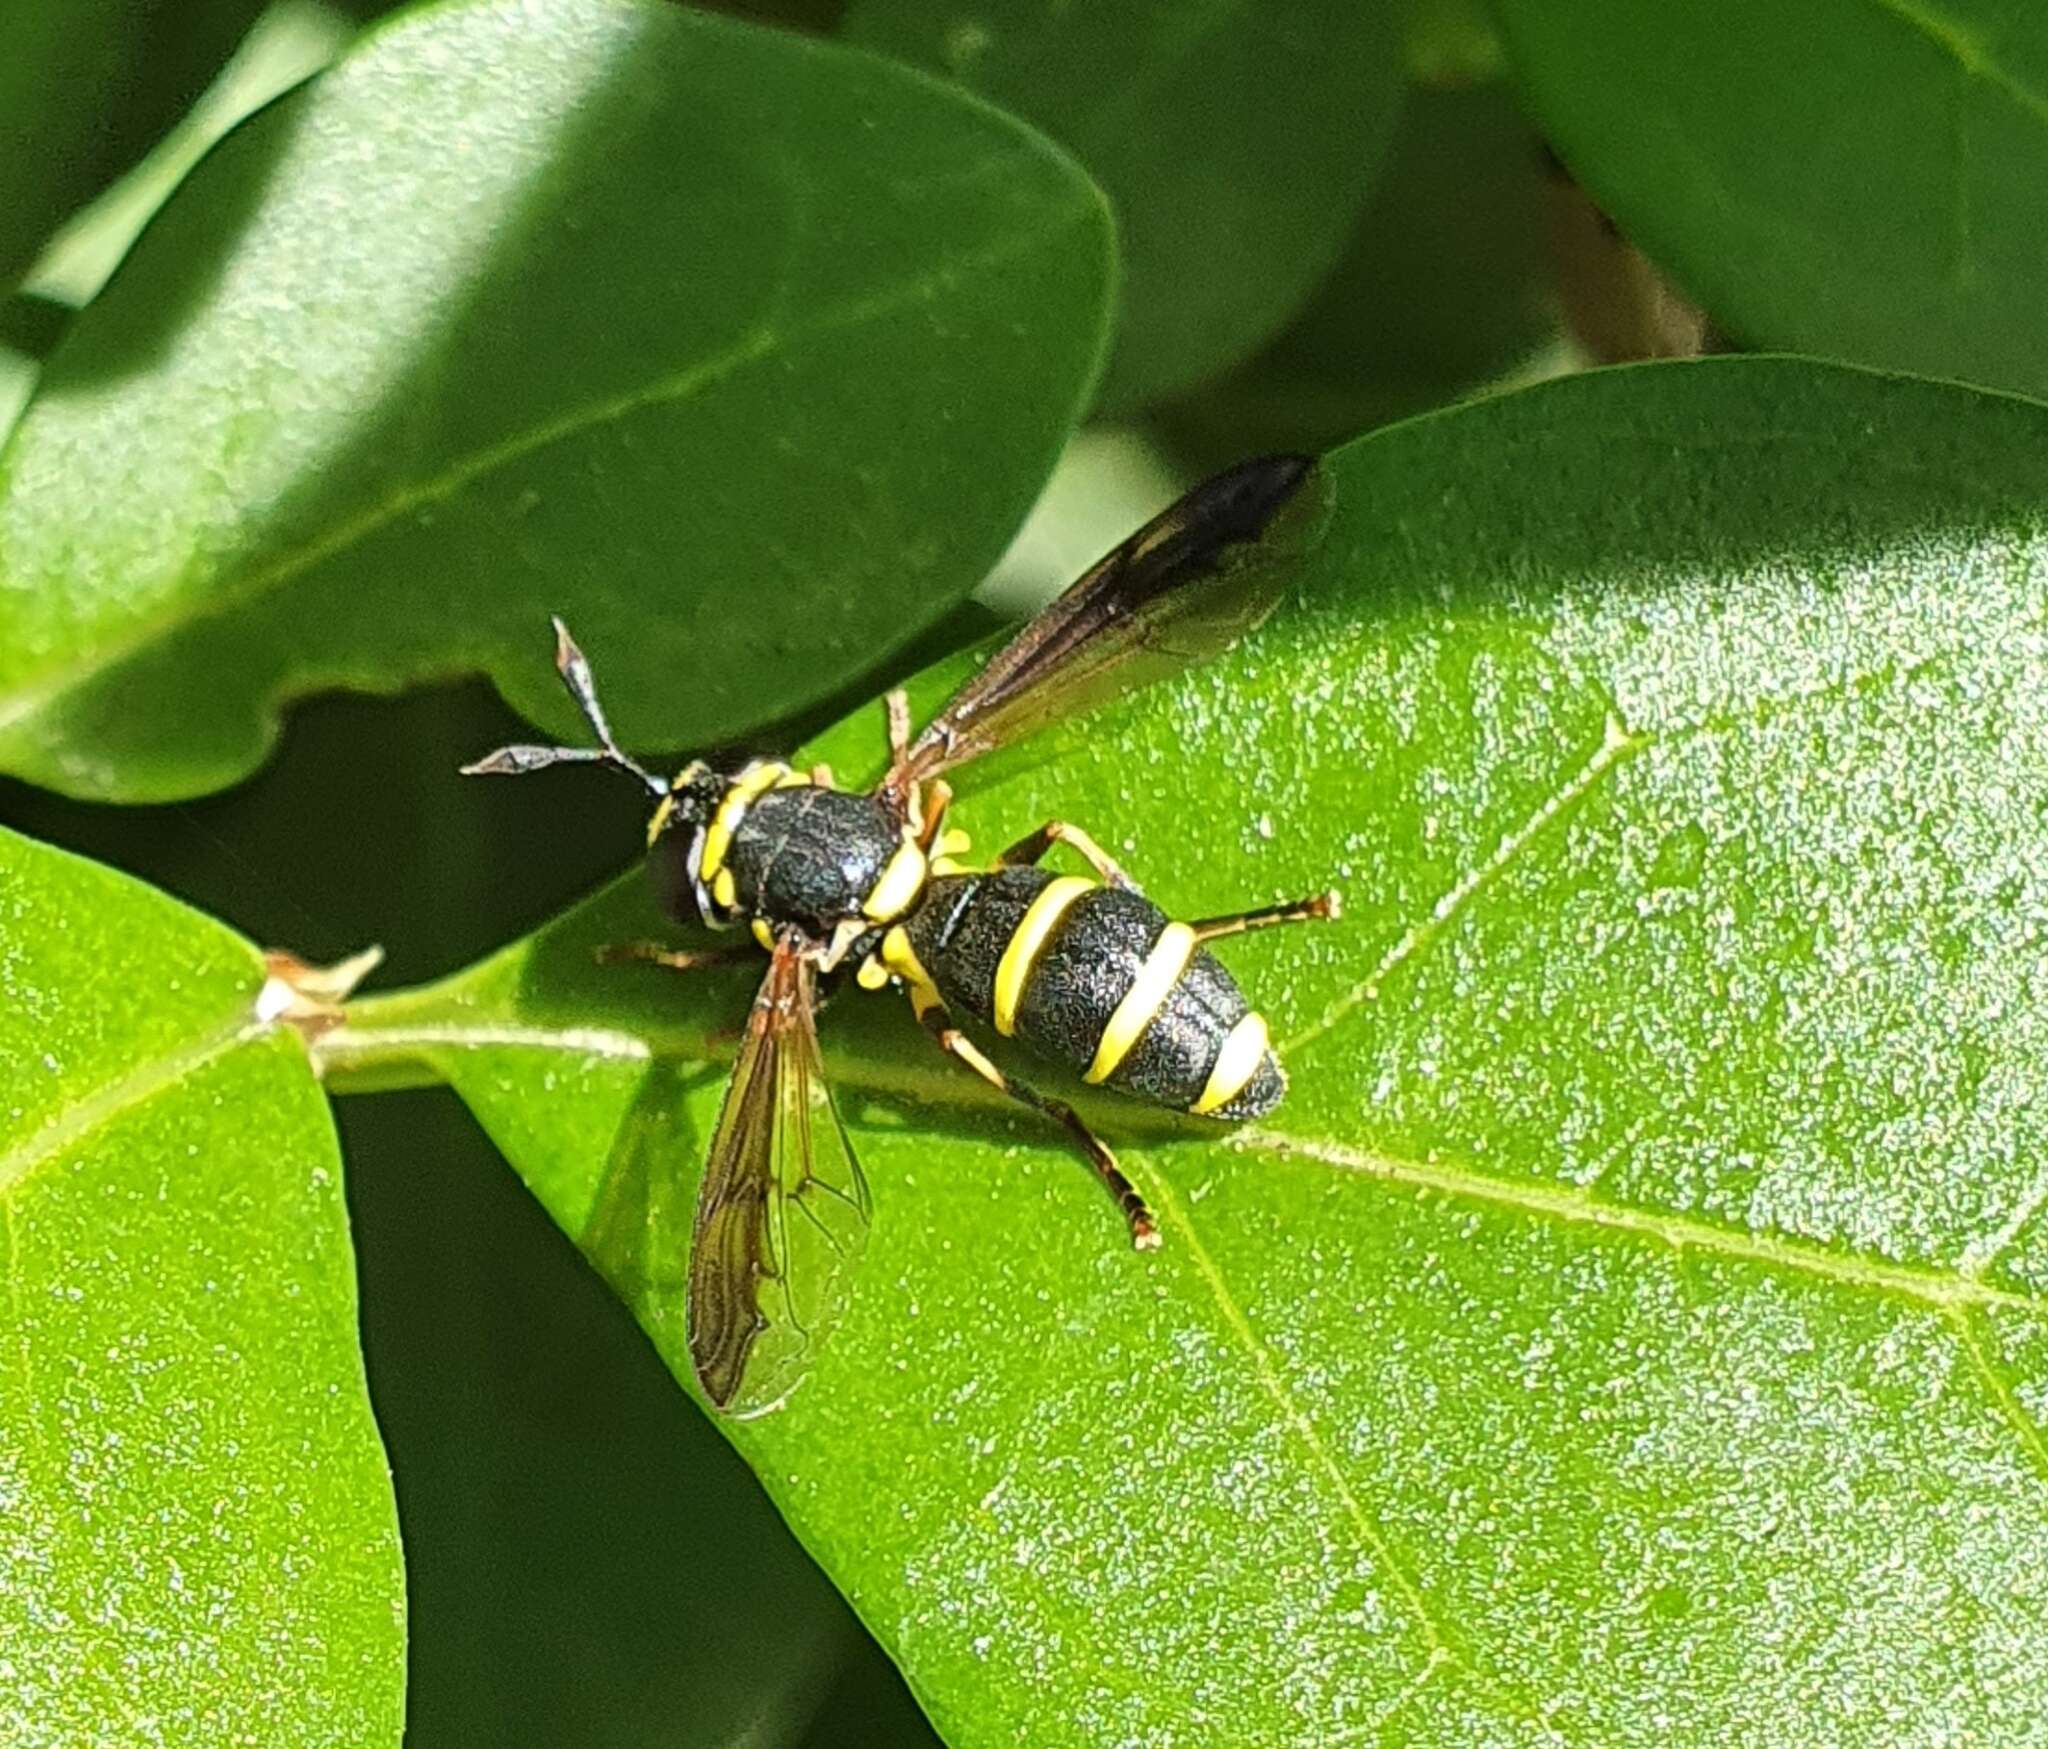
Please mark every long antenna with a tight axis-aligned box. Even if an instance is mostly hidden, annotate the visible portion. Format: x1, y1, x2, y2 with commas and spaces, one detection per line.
461, 617, 667, 796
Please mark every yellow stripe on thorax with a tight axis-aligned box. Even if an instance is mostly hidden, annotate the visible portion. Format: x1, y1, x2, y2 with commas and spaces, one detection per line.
645, 761, 709, 849
697, 761, 794, 885
862, 829, 928, 922
993, 876, 1092, 1037
1191, 1011, 1270, 1114
1085, 922, 1196, 1084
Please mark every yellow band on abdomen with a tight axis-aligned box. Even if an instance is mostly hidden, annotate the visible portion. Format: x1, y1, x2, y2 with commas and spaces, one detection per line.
1191, 1011, 1270, 1114
1085, 922, 1195, 1084
993, 876, 1092, 1037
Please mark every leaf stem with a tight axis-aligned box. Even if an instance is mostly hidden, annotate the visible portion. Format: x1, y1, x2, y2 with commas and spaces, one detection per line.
311, 983, 658, 1096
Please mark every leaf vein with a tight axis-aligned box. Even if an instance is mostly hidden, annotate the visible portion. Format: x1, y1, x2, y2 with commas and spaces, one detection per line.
332, 999, 2048, 1317
1949, 1305, 2048, 1484
1148, 1175, 1568, 1739
1143, 1171, 1455, 1653
1861, 0, 2048, 127
1239, 1128, 2047, 1315
312, 1019, 651, 1082
0, 1019, 260, 1202
1283, 712, 1644, 1056
1325, 1646, 1453, 1746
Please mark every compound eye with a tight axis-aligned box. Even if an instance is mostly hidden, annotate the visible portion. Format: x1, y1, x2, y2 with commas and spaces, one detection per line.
648, 820, 707, 925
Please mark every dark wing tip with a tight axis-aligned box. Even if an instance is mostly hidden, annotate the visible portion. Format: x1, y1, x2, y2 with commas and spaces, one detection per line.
691, 1335, 744, 1408
1209, 453, 1321, 537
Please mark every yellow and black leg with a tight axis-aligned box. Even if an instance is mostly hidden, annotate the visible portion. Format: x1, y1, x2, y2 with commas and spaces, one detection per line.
915, 1002, 1161, 1250
1189, 890, 1342, 943
999, 819, 1141, 892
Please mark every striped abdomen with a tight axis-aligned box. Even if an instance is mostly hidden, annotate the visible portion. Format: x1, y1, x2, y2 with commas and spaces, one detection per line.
894, 867, 1284, 1119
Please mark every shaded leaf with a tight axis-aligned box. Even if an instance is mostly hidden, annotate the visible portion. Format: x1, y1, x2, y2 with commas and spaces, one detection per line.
1158, 78, 1557, 468
0, 828, 402, 1746
328, 359, 2048, 1744
344, 1089, 925, 1748
1495, 0, 2048, 398
845, 0, 1404, 409
0, 0, 268, 286
1400, 0, 1505, 88
0, 0, 1112, 802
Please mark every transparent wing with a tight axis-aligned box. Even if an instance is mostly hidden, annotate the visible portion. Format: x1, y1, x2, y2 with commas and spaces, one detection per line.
884, 454, 1330, 796
687, 938, 872, 1415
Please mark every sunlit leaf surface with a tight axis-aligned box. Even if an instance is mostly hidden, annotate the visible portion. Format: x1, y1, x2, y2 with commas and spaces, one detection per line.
0, 829, 402, 1746
333, 360, 2048, 1745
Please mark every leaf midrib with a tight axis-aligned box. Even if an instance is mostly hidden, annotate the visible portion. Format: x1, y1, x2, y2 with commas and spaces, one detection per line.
336, 1003, 2048, 1737
0, 199, 1098, 738
0, 1015, 261, 1201
315, 1008, 2048, 1317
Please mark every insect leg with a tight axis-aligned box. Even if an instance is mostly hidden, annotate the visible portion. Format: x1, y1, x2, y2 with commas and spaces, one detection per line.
915, 1004, 1160, 1249
885, 688, 912, 764
998, 820, 1142, 892
595, 941, 760, 972
1189, 890, 1342, 943
914, 779, 955, 854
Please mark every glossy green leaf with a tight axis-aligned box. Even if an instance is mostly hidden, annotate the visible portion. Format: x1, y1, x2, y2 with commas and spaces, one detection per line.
5, 673, 941, 1747
326, 359, 2048, 1743
1494, 0, 2048, 398
0, 828, 402, 1745
0, 0, 1112, 803
844, 0, 1404, 410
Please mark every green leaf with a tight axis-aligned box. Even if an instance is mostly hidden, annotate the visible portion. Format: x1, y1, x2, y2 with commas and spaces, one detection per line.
326, 359, 2048, 1742
0, 0, 1112, 803
0, 828, 402, 1744
1157, 78, 1556, 468
843, 0, 1404, 410
0, 0, 268, 286
5, 673, 941, 1746
1494, 0, 2048, 398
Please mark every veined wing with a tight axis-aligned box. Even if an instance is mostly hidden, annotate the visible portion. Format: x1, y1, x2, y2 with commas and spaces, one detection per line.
883, 454, 1330, 797
687, 936, 872, 1415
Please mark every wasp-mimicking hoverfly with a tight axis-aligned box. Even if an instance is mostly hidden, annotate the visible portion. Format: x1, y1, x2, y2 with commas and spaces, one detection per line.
465, 454, 1338, 1412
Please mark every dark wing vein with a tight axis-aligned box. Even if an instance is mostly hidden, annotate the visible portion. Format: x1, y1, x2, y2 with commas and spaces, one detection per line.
886, 453, 1329, 793
687, 939, 870, 1413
